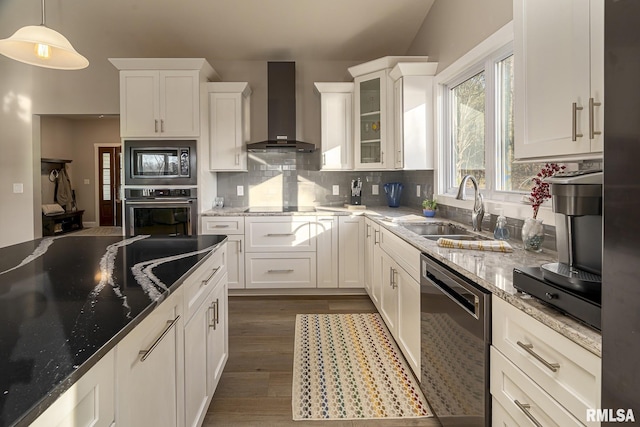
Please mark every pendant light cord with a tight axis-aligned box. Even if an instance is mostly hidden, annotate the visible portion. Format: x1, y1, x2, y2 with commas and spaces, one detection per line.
41, 0, 46, 26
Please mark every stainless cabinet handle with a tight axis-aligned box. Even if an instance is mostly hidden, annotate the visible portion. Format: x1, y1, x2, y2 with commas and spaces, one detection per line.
214, 224, 230, 228
268, 269, 294, 273
322, 153, 326, 166
366, 224, 371, 238
374, 229, 379, 245
154, 119, 159, 133
202, 267, 220, 286
139, 315, 180, 362
572, 102, 583, 141
517, 341, 560, 372
238, 239, 242, 253
215, 298, 219, 325
266, 233, 295, 237
208, 304, 216, 329
389, 267, 394, 288
381, 151, 384, 164
392, 268, 398, 289
160, 119, 165, 133
589, 97, 602, 139
514, 400, 543, 427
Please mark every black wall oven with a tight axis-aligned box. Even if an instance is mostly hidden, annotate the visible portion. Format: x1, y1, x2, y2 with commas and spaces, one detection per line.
125, 188, 197, 237
124, 140, 197, 186
420, 253, 491, 426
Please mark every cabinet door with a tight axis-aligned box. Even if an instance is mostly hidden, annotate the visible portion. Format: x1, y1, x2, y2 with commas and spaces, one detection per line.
514, 0, 593, 159
354, 70, 390, 169
116, 292, 183, 427
396, 266, 421, 377
226, 235, 245, 289
159, 70, 200, 137
380, 253, 398, 336
119, 70, 160, 137
30, 350, 115, 427
319, 89, 353, 170
207, 276, 228, 395
209, 92, 247, 171
371, 225, 383, 308
316, 216, 338, 288
184, 299, 210, 427
338, 216, 365, 288
394, 76, 434, 170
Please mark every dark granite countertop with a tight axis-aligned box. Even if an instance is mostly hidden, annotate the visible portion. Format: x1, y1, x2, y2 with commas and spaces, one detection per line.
0, 234, 227, 427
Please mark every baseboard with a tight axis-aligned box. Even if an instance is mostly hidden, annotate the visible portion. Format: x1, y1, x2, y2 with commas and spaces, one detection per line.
229, 288, 368, 297
83, 221, 97, 228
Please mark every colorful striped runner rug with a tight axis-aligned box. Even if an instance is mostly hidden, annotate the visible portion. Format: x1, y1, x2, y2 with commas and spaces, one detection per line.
292, 313, 432, 420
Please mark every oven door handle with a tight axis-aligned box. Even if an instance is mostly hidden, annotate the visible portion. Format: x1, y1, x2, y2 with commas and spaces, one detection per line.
126, 200, 194, 205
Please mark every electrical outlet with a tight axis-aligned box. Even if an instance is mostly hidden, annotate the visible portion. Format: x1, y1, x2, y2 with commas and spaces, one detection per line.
12, 183, 23, 194
372, 184, 379, 195
416, 184, 421, 197
84, 179, 90, 185
332, 185, 339, 196
237, 185, 244, 196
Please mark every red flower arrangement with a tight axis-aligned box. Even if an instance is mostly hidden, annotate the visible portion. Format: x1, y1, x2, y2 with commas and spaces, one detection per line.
529, 163, 565, 219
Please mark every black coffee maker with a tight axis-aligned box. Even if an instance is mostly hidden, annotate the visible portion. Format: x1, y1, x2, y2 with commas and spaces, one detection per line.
541, 170, 603, 294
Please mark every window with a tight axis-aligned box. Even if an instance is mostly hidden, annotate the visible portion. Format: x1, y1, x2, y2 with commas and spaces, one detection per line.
441, 44, 547, 201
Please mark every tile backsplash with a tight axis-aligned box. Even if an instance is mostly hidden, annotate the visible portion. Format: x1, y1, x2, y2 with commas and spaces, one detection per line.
215, 151, 435, 209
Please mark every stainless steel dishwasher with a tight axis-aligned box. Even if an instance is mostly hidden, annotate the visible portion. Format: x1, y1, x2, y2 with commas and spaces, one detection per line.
420, 253, 491, 427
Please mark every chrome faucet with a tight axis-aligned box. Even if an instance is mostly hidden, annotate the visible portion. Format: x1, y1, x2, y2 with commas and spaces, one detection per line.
456, 175, 485, 232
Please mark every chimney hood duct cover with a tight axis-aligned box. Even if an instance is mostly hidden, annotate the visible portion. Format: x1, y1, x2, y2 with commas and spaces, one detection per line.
246, 62, 315, 153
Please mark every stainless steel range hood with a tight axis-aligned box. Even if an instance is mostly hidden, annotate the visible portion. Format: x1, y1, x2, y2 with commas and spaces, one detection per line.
246, 62, 315, 153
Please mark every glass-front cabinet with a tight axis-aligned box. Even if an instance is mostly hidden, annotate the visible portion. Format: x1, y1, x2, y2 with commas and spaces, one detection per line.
354, 70, 389, 169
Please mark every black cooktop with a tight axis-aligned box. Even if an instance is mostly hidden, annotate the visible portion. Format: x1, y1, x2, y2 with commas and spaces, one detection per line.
244, 206, 316, 213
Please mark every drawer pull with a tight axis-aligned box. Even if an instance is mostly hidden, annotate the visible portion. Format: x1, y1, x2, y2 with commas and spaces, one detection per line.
514, 400, 543, 427
139, 315, 180, 362
266, 233, 295, 237
268, 269, 294, 273
517, 341, 560, 372
202, 267, 220, 285
214, 224, 230, 228
209, 299, 219, 329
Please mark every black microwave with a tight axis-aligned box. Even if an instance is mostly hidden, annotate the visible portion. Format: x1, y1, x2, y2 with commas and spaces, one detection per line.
124, 140, 197, 186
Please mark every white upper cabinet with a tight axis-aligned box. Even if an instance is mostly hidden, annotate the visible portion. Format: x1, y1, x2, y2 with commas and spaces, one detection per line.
390, 62, 437, 170
514, 0, 603, 160
314, 82, 354, 170
207, 82, 252, 171
348, 56, 431, 170
110, 58, 218, 138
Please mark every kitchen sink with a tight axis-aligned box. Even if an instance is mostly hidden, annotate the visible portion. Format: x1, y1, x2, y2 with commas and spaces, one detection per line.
400, 222, 490, 241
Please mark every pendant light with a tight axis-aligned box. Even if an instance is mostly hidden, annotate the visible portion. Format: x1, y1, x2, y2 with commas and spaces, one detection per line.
0, 0, 88, 70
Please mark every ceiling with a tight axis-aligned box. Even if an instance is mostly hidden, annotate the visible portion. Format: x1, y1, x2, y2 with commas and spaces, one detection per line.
5, 0, 434, 62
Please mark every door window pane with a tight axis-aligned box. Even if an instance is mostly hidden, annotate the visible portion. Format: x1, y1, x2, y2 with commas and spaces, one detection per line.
451, 71, 486, 187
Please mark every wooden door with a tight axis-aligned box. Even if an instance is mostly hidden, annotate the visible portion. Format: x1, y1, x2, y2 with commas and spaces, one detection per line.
99, 146, 121, 226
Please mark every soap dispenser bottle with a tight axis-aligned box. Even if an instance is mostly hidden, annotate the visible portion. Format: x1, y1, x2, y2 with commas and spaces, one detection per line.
494, 211, 510, 241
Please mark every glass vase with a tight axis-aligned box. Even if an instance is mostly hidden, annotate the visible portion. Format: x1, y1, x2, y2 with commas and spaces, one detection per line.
522, 217, 545, 252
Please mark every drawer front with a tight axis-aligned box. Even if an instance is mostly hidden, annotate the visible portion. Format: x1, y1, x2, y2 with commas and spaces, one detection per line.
492, 296, 601, 421
245, 252, 316, 288
491, 347, 589, 427
380, 226, 420, 282
245, 217, 316, 252
183, 245, 226, 321
201, 216, 244, 234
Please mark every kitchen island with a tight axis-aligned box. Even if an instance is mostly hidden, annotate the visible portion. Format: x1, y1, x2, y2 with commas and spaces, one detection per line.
0, 234, 226, 427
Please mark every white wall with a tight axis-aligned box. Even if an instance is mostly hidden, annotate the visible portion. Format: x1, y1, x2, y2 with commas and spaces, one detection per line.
406, 0, 512, 71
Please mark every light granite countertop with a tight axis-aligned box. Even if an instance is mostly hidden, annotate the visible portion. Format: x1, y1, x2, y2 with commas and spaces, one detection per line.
201, 205, 602, 356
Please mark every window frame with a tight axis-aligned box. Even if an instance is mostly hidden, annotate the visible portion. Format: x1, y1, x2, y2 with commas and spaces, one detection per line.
433, 22, 557, 226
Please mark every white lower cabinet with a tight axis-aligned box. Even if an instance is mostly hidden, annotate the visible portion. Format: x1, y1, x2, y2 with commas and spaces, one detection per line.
116, 288, 185, 427
491, 296, 601, 427
30, 349, 115, 427
316, 216, 339, 288
338, 216, 365, 288
201, 216, 244, 289
245, 252, 317, 288
184, 247, 228, 427
377, 225, 421, 378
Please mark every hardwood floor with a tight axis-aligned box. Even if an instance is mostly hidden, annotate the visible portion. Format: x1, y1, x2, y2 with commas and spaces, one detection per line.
203, 295, 441, 427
